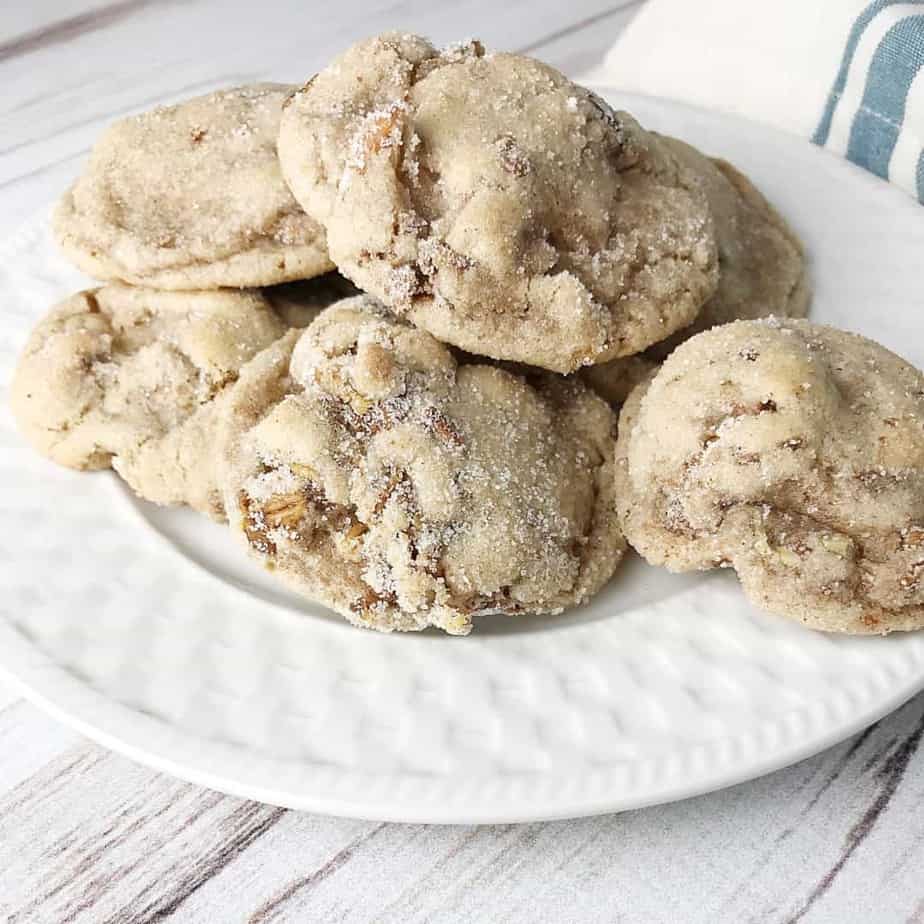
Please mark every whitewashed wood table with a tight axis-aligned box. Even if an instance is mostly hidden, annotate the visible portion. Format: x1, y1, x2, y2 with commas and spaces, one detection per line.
2, 3, 924, 921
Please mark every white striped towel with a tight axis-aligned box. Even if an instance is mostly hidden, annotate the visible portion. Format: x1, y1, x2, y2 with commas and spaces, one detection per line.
584, 0, 924, 203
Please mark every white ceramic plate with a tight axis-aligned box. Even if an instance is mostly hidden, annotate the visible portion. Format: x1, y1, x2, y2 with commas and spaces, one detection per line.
2, 91, 924, 824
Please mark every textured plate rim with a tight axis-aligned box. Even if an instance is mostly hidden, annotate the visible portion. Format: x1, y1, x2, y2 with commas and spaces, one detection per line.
2, 634, 923, 824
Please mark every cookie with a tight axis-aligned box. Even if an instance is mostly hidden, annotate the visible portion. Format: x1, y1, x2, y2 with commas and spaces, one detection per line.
11, 284, 287, 517
224, 295, 625, 634
585, 139, 809, 404
658, 138, 809, 337
615, 319, 924, 634
278, 34, 718, 373
55, 84, 334, 289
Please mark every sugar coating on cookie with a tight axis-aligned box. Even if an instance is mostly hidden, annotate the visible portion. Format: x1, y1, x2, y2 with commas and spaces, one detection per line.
55, 84, 333, 289
615, 319, 924, 634
11, 285, 287, 517
224, 295, 625, 634
585, 139, 808, 405
278, 34, 718, 373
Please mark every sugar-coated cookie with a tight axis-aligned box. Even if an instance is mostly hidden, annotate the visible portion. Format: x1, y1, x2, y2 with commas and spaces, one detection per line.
11, 285, 287, 517
55, 85, 333, 289
616, 319, 924, 634
278, 34, 717, 373
224, 295, 625, 633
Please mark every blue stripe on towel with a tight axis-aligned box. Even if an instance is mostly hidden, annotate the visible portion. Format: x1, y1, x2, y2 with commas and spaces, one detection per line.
812, 0, 910, 146
845, 15, 924, 178
917, 148, 924, 200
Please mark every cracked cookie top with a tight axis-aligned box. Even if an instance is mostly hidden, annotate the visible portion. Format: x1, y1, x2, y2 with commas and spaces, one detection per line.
278, 33, 718, 373
224, 294, 625, 634
10, 284, 287, 517
55, 84, 333, 289
615, 318, 924, 634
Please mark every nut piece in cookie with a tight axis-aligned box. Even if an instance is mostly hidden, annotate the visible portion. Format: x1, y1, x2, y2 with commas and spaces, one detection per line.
585, 138, 809, 405
615, 318, 924, 634
55, 84, 334, 289
224, 295, 626, 634
10, 284, 288, 518
278, 34, 718, 373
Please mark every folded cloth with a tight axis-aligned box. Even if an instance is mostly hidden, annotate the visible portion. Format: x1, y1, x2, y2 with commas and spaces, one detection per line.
584, 0, 924, 203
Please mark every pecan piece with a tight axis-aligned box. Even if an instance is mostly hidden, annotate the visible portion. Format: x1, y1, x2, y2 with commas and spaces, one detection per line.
423, 406, 465, 448
496, 135, 531, 177
262, 491, 308, 530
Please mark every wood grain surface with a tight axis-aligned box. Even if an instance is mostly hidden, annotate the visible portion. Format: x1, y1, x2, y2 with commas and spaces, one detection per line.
2, 694, 923, 922
2, 3, 923, 922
